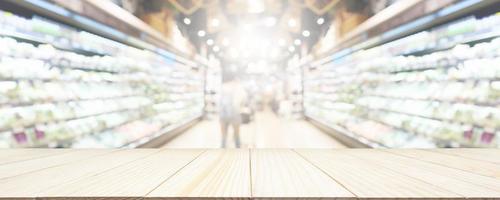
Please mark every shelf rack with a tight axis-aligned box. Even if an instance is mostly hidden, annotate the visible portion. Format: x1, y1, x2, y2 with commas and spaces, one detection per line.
303, 0, 500, 148
0, 0, 207, 148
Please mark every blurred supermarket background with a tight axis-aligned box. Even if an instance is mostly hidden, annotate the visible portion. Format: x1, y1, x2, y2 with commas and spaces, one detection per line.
0, 0, 499, 148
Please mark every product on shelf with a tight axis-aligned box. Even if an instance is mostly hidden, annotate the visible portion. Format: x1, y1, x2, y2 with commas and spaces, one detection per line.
304, 13, 500, 148
0, 11, 205, 148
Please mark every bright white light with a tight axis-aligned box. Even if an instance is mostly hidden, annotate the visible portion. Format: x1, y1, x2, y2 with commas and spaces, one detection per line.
278, 39, 286, 46
230, 48, 239, 58
243, 23, 252, 30
265, 17, 277, 27
263, 40, 271, 48
270, 48, 279, 58
213, 46, 220, 52
294, 39, 301, 46
302, 30, 310, 37
222, 38, 230, 46
206, 39, 214, 46
197, 30, 206, 37
211, 18, 220, 27
288, 19, 297, 27
183, 18, 191, 25
288, 46, 295, 52
317, 17, 325, 25
243, 51, 250, 58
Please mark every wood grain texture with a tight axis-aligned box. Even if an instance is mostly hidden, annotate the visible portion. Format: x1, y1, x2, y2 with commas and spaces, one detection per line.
296, 149, 460, 198
39, 149, 204, 199
0, 149, 113, 179
0, 149, 159, 199
387, 149, 500, 179
0, 149, 498, 200
251, 149, 353, 198
425, 148, 500, 164
147, 149, 251, 199
344, 149, 500, 198
0, 148, 71, 165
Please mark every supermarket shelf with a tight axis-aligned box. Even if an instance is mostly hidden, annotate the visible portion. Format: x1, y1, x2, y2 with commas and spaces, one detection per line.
127, 115, 202, 148
0, 93, 142, 108
357, 103, 498, 130
2, 0, 195, 63
400, 27, 500, 57
307, 91, 499, 109
364, 94, 500, 108
306, 115, 381, 148
311, 0, 499, 67
0, 29, 108, 57
0, 149, 500, 199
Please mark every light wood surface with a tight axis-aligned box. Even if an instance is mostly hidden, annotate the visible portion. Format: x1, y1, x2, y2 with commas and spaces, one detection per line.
0, 149, 112, 179
0, 148, 71, 165
387, 149, 500, 179
251, 149, 353, 198
296, 149, 459, 198
0, 149, 499, 199
0, 149, 159, 199
148, 149, 251, 198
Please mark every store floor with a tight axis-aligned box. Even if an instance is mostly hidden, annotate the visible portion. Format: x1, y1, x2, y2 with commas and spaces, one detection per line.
162, 111, 346, 148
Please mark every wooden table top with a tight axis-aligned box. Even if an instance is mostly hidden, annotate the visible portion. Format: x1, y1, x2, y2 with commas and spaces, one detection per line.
0, 148, 499, 199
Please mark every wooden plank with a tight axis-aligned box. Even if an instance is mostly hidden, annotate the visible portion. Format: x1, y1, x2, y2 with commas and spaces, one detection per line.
0, 149, 159, 199
0, 149, 71, 165
296, 149, 460, 198
344, 149, 500, 198
426, 148, 500, 164
147, 149, 251, 198
250, 149, 353, 198
0, 149, 114, 179
387, 149, 500, 179
38, 149, 204, 199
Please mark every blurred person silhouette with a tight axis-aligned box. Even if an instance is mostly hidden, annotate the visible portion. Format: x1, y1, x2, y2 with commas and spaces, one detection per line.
219, 72, 246, 148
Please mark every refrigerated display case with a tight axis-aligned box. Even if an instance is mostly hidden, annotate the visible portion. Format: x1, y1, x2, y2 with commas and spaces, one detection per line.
0, 3, 205, 148
303, 1, 500, 148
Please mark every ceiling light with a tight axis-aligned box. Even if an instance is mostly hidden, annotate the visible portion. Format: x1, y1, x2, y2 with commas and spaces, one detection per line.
183, 17, 191, 25
206, 39, 214, 46
213, 46, 220, 52
197, 30, 206, 37
294, 39, 301, 46
288, 19, 297, 27
302, 30, 310, 37
317, 17, 325, 25
288, 46, 295, 52
265, 17, 277, 27
211, 18, 220, 27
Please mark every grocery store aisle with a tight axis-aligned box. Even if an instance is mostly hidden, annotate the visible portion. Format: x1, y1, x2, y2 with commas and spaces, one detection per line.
162, 111, 346, 148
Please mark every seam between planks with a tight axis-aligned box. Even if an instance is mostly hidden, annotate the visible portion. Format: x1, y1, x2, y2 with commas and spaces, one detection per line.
0, 149, 123, 181
291, 149, 357, 198
0, 150, 74, 166
142, 149, 208, 198
382, 149, 500, 180
78, 148, 167, 179
249, 149, 253, 198
375, 149, 500, 194
422, 149, 500, 165
33, 149, 163, 199
345, 150, 467, 198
